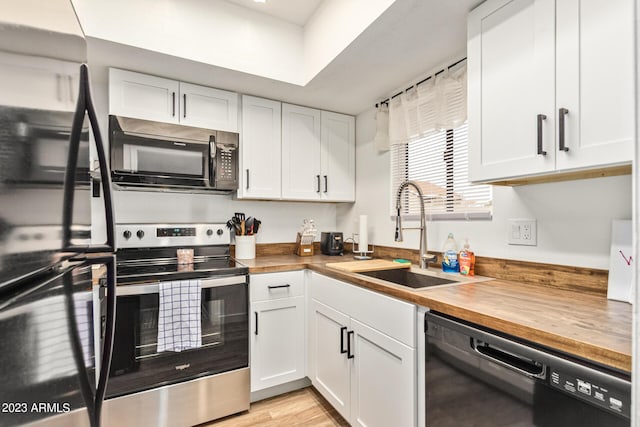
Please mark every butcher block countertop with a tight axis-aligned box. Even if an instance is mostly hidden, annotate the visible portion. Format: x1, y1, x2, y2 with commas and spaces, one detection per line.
240, 255, 632, 373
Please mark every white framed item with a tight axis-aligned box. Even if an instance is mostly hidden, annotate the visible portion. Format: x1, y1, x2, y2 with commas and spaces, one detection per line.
607, 220, 633, 303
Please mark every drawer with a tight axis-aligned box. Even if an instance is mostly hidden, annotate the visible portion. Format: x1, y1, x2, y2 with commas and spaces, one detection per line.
250, 271, 304, 302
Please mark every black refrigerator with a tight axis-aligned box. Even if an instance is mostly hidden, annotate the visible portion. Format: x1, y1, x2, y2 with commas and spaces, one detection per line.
0, 1, 116, 427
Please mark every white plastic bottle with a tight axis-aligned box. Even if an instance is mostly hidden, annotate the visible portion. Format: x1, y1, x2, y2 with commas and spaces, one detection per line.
442, 233, 459, 273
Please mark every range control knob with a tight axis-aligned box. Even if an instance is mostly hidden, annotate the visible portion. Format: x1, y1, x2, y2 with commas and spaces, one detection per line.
136, 230, 145, 239
123, 230, 132, 239
216, 228, 224, 236
206, 229, 213, 236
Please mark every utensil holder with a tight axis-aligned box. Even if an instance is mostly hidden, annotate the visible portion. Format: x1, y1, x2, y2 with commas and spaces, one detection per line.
235, 235, 256, 259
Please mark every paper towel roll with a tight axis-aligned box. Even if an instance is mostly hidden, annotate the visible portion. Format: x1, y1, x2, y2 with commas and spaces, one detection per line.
358, 215, 368, 253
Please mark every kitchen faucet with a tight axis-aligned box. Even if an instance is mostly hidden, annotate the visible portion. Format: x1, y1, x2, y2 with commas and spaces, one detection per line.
394, 180, 438, 269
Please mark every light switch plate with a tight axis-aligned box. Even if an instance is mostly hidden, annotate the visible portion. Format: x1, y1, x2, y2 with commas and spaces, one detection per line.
508, 219, 537, 246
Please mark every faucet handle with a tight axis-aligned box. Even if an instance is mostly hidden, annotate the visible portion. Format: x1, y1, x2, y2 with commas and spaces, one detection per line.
421, 253, 438, 264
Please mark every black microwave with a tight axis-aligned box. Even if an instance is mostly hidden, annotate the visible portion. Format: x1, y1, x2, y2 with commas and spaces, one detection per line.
109, 115, 238, 192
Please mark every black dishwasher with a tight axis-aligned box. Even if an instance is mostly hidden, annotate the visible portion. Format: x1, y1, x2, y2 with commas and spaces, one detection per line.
425, 312, 630, 427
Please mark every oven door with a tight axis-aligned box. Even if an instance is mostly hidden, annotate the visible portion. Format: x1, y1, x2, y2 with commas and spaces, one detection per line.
106, 275, 248, 399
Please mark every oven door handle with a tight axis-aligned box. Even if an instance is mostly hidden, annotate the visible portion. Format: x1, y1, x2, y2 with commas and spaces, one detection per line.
116, 275, 246, 296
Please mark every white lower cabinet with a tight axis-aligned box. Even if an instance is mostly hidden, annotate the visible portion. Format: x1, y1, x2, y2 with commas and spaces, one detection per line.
310, 300, 351, 419
350, 318, 415, 427
309, 273, 417, 427
250, 271, 305, 392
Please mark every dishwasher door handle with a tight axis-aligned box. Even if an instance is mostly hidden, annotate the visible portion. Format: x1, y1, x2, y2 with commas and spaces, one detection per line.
472, 338, 547, 379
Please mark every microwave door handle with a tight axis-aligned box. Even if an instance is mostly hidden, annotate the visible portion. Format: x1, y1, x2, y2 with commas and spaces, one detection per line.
210, 137, 217, 186
62, 64, 115, 253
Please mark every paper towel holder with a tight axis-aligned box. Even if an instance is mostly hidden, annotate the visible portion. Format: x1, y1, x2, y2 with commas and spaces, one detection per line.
354, 244, 374, 260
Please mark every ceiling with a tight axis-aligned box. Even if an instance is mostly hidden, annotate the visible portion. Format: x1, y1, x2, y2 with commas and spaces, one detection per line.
86, 0, 481, 116
224, 0, 323, 26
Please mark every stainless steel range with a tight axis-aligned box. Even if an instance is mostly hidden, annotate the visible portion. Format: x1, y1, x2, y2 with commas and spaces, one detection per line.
103, 223, 249, 427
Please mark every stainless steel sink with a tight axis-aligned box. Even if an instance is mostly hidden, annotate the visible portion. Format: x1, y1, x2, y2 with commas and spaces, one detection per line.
359, 268, 458, 289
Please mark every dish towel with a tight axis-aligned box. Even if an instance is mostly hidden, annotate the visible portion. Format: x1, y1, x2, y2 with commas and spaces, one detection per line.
157, 279, 202, 352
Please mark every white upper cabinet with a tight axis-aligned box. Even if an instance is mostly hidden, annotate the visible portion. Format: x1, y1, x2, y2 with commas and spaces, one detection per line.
468, 0, 634, 183
320, 111, 355, 202
554, 0, 634, 170
109, 68, 180, 124
239, 96, 282, 199
109, 68, 238, 132
281, 103, 322, 201
282, 104, 355, 202
179, 82, 238, 132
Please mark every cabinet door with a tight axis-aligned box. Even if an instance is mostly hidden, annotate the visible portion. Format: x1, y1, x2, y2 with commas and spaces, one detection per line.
555, 0, 634, 170
239, 96, 282, 199
109, 68, 179, 123
309, 300, 351, 421
320, 111, 355, 202
468, 0, 556, 182
179, 82, 238, 132
281, 104, 322, 200
250, 297, 305, 392
0, 52, 79, 112
349, 319, 415, 427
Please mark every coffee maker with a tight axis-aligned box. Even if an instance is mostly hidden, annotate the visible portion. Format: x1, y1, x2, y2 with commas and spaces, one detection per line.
321, 232, 344, 256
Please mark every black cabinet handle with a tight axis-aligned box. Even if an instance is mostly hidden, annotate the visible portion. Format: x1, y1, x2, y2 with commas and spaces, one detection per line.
340, 326, 348, 354
183, 94, 187, 118
537, 114, 547, 156
324, 175, 328, 193
316, 175, 321, 193
268, 284, 291, 290
246, 169, 250, 190
254, 312, 258, 335
172, 92, 176, 117
347, 330, 354, 359
558, 108, 569, 152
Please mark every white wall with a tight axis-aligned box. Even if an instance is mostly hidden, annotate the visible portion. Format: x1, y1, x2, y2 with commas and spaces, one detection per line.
72, 0, 305, 84
337, 108, 633, 269
303, 0, 395, 79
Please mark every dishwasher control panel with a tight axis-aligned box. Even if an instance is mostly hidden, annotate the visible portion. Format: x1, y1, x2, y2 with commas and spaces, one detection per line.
550, 369, 630, 418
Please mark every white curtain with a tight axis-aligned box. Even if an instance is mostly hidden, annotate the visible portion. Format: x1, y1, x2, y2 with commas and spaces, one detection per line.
388, 62, 467, 145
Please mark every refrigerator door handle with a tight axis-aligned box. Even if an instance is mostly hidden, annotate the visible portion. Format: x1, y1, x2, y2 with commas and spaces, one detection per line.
63, 267, 97, 426
83, 64, 115, 253
62, 64, 115, 253
94, 255, 116, 426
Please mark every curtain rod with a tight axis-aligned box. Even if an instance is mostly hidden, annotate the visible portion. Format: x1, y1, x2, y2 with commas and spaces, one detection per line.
375, 57, 467, 109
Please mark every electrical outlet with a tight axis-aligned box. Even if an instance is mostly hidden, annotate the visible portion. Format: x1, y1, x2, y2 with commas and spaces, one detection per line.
507, 219, 537, 246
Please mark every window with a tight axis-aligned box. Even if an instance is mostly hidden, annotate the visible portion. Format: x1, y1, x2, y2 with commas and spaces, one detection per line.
390, 122, 492, 220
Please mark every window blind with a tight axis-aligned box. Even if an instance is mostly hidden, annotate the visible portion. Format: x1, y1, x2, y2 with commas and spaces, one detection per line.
390, 122, 492, 220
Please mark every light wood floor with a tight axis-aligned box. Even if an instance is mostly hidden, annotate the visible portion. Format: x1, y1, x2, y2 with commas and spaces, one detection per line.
203, 387, 349, 427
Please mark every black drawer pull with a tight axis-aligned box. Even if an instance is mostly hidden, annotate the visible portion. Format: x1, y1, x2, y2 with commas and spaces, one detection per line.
267, 284, 291, 290
558, 108, 569, 152
347, 330, 354, 359
537, 114, 547, 156
340, 326, 348, 354
254, 312, 258, 335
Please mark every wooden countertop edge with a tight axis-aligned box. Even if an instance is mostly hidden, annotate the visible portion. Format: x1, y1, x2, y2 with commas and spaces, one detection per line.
247, 259, 631, 373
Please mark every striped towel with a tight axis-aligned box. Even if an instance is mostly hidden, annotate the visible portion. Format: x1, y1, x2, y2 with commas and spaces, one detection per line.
157, 280, 202, 352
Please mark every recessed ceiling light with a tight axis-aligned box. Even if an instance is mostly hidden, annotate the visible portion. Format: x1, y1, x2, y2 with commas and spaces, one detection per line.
253, 0, 267, 3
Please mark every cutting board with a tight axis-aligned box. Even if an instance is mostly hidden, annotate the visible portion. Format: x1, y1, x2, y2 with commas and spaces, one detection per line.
325, 259, 411, 273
